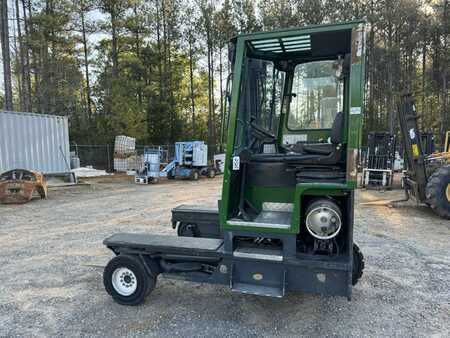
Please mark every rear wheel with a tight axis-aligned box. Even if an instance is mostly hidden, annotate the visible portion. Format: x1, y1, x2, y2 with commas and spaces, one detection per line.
177, 223, 198, 237
352, 243, 364, 286
191, 170, 199, 181
425, 165, 450, 219
208, 168, 216, 178
104, 255, 156, 306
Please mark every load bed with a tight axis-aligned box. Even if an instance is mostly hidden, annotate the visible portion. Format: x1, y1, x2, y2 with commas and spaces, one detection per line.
104, 233, 224, 256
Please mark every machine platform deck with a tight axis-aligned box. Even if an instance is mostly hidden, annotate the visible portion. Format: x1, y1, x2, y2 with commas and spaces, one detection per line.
104, 233, 223, 255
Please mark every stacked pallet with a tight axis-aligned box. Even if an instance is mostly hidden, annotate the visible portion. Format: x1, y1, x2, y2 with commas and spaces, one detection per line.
113, 135, 136, 171
114, 135, 135, 156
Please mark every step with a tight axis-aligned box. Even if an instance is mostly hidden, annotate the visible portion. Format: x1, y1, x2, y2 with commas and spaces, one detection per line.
233, 246, 283, 262
232, 282, 284, 298
228, 211, 292, 229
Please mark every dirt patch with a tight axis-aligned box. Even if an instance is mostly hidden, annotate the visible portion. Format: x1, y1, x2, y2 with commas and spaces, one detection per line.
0, 176, 449, 337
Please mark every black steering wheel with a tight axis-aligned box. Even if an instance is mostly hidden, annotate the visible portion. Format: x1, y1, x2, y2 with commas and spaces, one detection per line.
250, 121, 276, 140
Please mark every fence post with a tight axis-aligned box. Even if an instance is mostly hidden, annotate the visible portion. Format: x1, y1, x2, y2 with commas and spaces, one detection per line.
106, 144, 111, 172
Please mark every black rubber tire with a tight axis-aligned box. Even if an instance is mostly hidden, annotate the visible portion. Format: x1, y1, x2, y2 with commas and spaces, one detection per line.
103, 255, 156, 306
425, 165, 450, 219
167, 171, 175, 180
177, 223, 198, 237
208, 168, 216, 178
191, 170, 199, 181
352, 243, 364, 286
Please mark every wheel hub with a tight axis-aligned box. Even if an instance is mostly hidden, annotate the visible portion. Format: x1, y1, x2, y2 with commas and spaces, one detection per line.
112, 267, 137, 296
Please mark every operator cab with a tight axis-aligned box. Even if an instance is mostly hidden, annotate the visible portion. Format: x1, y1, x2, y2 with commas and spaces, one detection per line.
223, 24, 363, 233
235, 32, 350, 166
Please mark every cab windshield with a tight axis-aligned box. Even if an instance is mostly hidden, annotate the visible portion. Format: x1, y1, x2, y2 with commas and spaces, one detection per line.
233, 58, 285, 149
250, 59, 285, 134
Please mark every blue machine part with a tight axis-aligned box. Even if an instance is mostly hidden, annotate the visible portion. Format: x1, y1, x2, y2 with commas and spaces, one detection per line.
161, 160, 176, 174
173, 166, 194, 178
175, 141, 208, 167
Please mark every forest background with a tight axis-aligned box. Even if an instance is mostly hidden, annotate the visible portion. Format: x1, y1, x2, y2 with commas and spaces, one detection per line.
0, 0, 449, 148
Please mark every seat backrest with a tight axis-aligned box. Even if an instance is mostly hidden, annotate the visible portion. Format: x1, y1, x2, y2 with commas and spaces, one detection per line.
330, 112, 344, 144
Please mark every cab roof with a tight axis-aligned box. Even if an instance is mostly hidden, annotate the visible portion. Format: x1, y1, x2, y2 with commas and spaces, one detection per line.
233, 20, 364, 61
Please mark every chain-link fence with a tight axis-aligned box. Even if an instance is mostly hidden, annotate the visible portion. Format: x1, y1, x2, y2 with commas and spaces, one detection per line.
70, 145, 113, 171
70, 143, 222, 172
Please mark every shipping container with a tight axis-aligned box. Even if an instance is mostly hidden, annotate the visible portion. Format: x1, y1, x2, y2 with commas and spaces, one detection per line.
0, 111, 70, 174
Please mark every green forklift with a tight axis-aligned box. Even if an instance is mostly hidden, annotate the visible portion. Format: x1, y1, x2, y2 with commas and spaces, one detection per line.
102, 21, 366, 305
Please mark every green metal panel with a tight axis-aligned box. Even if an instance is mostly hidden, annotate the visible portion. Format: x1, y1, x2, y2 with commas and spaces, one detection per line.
346, 24, 366, 185
221, 183, 348, 235
220, 38, 245, 228
291, 183, 348, 234
244, 186, 296, 209
221, 186, 296, 234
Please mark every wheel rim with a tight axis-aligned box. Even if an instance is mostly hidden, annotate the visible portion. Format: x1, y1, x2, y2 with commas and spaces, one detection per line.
112, 267, 137, 296
446, 183, 450, 202
180, 224, 196, 237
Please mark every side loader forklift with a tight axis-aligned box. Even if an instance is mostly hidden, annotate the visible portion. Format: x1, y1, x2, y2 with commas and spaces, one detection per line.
102, 21, 366, 305
397, 94, 450, 219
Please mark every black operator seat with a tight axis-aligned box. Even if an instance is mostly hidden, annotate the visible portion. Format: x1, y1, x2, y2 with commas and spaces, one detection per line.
251, 112, 345, 165
299, 111, 344, 156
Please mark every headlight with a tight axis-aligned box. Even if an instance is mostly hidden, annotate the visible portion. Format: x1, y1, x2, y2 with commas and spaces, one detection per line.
305, 199, 342, 240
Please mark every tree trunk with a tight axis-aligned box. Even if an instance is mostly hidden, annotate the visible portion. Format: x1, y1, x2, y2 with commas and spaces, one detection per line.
133, 4, 142, 108
151, 0, 163, 142
210, 43, 216, 146
1, 0, 14, 110
80, 4, 92, 119
110, 5, 118, 79
188, 36, 195, 137
219, 47, 224, 138
40, 0, 51, 114
12, 3, 23, 108
421, 43, 426, 117
21, 0, 31, 111
206, 26, 213, 147
15, 0, 29, 111
27, 0, 40, 112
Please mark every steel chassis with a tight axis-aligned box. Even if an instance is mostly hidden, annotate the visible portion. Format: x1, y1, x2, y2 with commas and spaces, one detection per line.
105, 192, 355, 299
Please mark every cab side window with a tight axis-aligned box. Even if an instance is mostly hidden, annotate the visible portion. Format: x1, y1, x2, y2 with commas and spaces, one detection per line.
287, 60, 343, 130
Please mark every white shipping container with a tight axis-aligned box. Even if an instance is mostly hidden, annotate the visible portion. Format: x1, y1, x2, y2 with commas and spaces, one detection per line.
0, 111, 70, 174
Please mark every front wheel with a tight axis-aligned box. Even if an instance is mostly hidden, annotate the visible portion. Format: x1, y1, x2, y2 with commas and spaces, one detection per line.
177, 223, 199, 237
352, 243, 364, 286
103, 255, 156, 306
426, 165, 450, 219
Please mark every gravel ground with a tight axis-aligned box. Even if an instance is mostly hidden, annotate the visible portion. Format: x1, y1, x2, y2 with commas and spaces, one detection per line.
0, 175, 449, 337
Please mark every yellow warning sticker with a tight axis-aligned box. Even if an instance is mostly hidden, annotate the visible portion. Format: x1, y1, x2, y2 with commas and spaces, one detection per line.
412, 144, 419, 157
